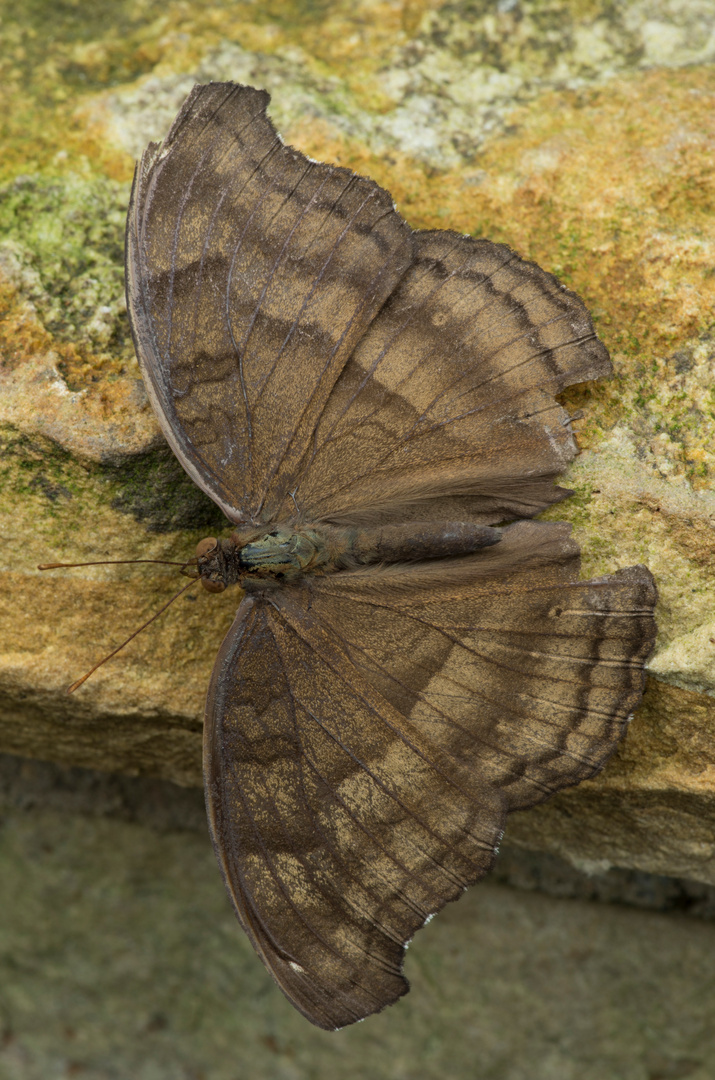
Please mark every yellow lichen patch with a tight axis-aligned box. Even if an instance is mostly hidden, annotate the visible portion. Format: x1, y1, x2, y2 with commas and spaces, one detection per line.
0, 0, 441, 184
0, 280, 118, 386
282, 66, 715, 340
0, 281, 52, 370
272, 114, 426, 193
282, 65, 715, 489
0, 272, 157, 464
444, 68, 715, 480
0, 314, 158, 465
286, 0, 436, 106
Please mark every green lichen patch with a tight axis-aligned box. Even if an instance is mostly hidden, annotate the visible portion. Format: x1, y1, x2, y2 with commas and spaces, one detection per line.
0, 0, 167, 94
540, 444, 715, 662
0, 0, 168, 182
560, 325, 715, 489
0, 172, 133, 384
624, 333, 715, 486
109, 448, 230, 535
0, 424, 226, 566
0, 424, 90, 520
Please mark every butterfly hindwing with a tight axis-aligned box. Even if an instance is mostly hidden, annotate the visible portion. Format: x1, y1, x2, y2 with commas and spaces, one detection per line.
287, 230, 612, 524
203, 521, 655, 1028
305, 522, 657, 813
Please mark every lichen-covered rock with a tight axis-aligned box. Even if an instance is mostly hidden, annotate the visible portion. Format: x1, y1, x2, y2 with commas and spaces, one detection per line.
82, 0, 715, 170
1, 0, 714, 884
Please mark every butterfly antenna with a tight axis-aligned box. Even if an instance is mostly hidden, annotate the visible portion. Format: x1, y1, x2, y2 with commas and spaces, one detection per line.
561, 410, 584, 426
66, 577, 200, 694
38, 559, 197, 570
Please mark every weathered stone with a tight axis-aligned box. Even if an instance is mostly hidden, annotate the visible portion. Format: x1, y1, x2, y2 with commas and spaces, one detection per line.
5, 748, 715, 917
1, 0, 714, 892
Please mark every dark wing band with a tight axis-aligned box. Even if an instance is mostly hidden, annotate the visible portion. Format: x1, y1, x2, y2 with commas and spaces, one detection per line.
127, 85, 610, 530
306, 522, 657, 812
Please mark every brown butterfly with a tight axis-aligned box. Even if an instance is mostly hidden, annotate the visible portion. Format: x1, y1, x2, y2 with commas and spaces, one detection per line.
121, 82, 657, 1029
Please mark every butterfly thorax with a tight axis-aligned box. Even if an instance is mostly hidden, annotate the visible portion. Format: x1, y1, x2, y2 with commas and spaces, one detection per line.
196, 521, 503, 593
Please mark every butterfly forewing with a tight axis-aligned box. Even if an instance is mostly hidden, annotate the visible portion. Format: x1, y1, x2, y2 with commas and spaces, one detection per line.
127, 82, 414, 524
127, 85, 610, 528
204, 594, 506, 1029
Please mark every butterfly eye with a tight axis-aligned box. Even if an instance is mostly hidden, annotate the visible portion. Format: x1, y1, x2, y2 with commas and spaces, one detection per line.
196, 537, 218, 559
196, 537, 225, 591
201, 578, 226, 594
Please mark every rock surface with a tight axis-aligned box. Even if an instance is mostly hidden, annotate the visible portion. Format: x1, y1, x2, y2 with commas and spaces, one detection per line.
1, 0, 715, 891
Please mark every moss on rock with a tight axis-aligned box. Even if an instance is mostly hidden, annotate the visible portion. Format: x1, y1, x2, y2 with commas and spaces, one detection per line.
0, 172, 132, 382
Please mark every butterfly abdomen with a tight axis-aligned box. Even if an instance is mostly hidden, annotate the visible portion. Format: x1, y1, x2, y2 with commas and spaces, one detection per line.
347, 522, 502, 564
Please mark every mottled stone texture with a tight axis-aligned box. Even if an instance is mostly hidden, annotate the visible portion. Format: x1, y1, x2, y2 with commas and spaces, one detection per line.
1, 0, 714, 892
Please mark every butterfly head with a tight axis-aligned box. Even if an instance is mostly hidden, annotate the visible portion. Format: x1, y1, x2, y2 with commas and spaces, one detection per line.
196, 537, 227, 593
196, 526, 337, 592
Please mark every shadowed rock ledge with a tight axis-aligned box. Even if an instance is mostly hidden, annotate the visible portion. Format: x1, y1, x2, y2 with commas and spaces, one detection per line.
4, 749, 715, 920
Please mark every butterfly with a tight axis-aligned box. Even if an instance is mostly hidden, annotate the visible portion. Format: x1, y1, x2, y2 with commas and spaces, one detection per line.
123, 81, 657, 1029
